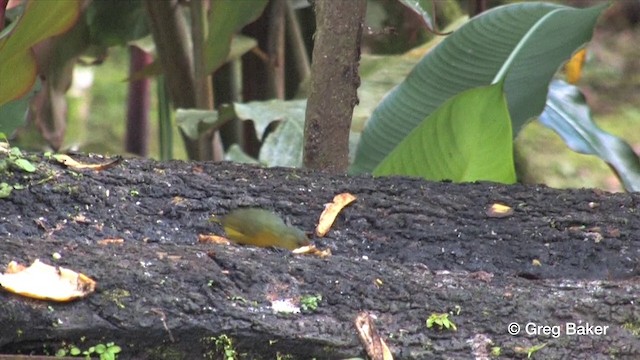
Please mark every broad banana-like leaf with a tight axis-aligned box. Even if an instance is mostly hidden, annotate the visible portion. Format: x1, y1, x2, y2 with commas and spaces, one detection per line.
0, 0, 81, 106
374, 81, 515, 183
539, 80, 640, 192
351, 2, 606, 174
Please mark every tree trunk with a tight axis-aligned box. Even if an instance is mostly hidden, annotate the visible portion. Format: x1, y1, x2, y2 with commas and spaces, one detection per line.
303, 0, 366, 173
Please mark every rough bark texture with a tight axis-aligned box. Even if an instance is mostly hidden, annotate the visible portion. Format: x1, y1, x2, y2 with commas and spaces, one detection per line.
1, 153, 640, 359
303, 0, 366, 173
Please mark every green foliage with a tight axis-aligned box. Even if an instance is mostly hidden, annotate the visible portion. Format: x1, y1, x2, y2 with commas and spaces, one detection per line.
539, 80, 640, 191
491, 346, 501, 357
525, 343, 546, 359
300, 294, 322, 312
210, 334, 238, 360
373, 81, 516, 183
85, 0, 149, 47
426, 313, 457, 331
56, 341, 121, 360
206, 0, 268, 73
0, 0, 81, 106
0, 135, 37, 198
351, 2, 607, 177
0, 80, 39, 136
178, 100, 309, 167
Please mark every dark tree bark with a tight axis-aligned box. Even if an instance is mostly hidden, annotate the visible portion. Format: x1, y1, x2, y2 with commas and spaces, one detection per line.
303, 0, 366, 173
125, 45, 152, 157
0, 153, 639, 359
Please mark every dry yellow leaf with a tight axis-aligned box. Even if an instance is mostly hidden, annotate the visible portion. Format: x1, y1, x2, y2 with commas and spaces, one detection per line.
0, 259, 96, 302
97, 238, 124, 245
316, 193, 357, 237
54, 154, 121, 171
532, 259, 542, 266
198, 234, 231, 245
486, 203, 513, 218
292, 244, 332, 257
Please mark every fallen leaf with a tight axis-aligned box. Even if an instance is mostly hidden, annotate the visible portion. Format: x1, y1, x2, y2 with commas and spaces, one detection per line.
198, 234, 231, 245
532, 259, 542, 266
316, 193, 357, 237
0, 259, 96, 301
292, 244, 332, 257
53, 154, 121, 171
72, 214, 91, 224
486, 203, 513, 218
97, 238, 124, 245
354, 312, 394, 360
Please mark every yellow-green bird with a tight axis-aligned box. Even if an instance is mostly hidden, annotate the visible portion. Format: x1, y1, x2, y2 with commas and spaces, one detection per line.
214, 208, 310, 250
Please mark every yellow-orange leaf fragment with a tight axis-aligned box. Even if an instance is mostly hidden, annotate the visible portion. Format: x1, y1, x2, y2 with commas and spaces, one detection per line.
486, 203, 513, 218
316, 193, 357, 237
198, 234, 231, 245
565, 48, 587, 84
292, 244, 332, 258
54, 154, 121, 171
354, 312, 394, 360
0, 259, 96, 302
532, 259, 542, 266
97, 238, 124, 245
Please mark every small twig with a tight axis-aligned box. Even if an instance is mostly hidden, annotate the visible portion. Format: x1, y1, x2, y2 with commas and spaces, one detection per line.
150, 308, 176, 343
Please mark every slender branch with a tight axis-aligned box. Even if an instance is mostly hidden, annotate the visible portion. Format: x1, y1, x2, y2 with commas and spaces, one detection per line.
285, 0, 311, 83
144, 0, 200, 159
266, 0, 286, 99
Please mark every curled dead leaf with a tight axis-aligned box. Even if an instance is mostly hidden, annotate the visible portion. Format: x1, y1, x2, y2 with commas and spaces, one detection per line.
0, 259, 96, 302
316, 193, 357, 237
54, 154, 121, 171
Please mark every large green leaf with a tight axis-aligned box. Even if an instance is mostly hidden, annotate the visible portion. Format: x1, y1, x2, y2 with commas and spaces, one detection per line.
539, 80, 640, 192
373, 82, 515, 183
205, 0, 268, 73
259, 117, 304, 167
85, 0, 149, 47
0, 0, 81, 106
233, 99, 307, 140
351, 2, 606, 174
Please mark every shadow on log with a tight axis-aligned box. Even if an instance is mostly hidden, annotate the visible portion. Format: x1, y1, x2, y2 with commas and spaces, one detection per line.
0, 154, 639, 359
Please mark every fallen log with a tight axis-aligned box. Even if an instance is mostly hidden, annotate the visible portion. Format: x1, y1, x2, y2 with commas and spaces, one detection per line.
0, 154, 638, 359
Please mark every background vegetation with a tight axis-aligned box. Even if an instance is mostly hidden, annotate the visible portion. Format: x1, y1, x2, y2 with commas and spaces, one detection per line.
2, 0, 639, 192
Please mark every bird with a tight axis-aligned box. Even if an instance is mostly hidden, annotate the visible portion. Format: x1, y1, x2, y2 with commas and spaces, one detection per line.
214, 208, 310, 250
